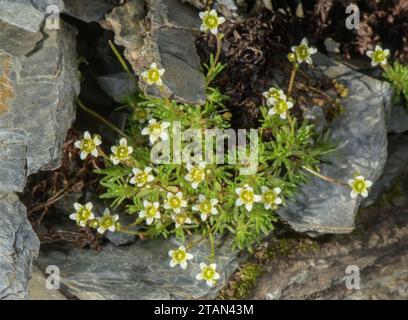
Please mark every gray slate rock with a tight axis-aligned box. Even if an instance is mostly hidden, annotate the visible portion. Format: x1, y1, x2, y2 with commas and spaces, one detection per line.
251, 172, 408, 300
103, 0, 206, 104
278, 54, 390, 234
387, 102, 408, 133
97, 73, 135, 103
0, 192, 40, 299
0, 20, 79, 192
36, 237, 240, 299
62, 0, 117, 23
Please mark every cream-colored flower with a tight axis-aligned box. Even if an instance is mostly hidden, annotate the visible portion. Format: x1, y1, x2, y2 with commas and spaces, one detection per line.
130, 167, 154, 187
110, 138, 133, 165
164, 192, 188, 214
139, 200, 160, 225
141, 63, 165, 86
141, 119, 170, 144
199, 9, 225, 35
133, 107, 151, 123
291, 38, 317, 65
263, 87, 285, 106
348, 175, 372, 198
192, 194, 218, 221
97, 208, 120, 234
171, 212, 192, 228
196, 263, 220, 287
261, 186, 282, 210
185, 162, 206, 189
235, 184, 261, 212
74, 131, 102, 160
69, 202, 95, 227
267, 95, 294, 119
168, 245, 193, 269
366, 45, 390, 67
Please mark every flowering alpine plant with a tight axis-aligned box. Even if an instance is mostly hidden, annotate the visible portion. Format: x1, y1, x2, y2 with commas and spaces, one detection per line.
71, 12, 376, 286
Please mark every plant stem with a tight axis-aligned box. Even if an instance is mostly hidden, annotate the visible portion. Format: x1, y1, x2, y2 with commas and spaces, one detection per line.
206, 34, 223, 87
302, 165, 348, 187
287, 63, 298, 97
76, 98, 134, 143
108, 40, 139, 88
207, 223, 215, 262
186, 236, 207, 250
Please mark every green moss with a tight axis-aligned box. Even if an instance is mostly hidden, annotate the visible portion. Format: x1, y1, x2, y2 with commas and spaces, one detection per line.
267, 238, 319, 259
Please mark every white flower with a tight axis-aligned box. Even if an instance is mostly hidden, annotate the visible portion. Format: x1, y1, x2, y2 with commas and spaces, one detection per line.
192, 194, 218, 221
141, 63, 165, 86
69, 202, 95, 227
141, 119, 170, 144
130, 167, 154, 187
348, 175, 372, 198
263, 87, 285, 106
168, 245, 193, 270
267, 95, 294, 119
171, 213, 192, 228
199, 9, 225, 35
261, 186, 282, 210
110, 138, 133, 165
97, 208, 120, 234
196, 263, 220, 287
291, 38, 317, 65
235, 184, 261, 212
366, 45, 390, 67
74, 131, 102, 160
164, 192, 188, 214
139, 200, 160, 225
133, 108, 152, 123
185, 162, 206, 189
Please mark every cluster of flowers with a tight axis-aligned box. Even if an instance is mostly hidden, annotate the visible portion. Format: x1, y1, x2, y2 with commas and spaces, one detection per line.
70, 9, 389, 285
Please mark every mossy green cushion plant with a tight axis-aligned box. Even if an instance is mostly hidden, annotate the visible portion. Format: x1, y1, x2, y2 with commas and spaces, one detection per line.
70, 10, 373, 287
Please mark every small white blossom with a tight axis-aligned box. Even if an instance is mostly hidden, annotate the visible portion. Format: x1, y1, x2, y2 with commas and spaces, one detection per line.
110, 138, 133, 165
192, 194, 218, 221
141, 63, 165, 86
141, 119, 170, 144
74, 131, 102, 160
168, 245, 193, 270
171, 213, 192, 228
164, 192, 188, 214
69, 202, 95, 227
97, 208, 120, 234
261, 186, 282, 210
196, 263, 220, 287
130, 167, 154, 187
263, 87, 285, 107
199, 9, 225, 35
348, 175, 372, 198
291, 38, 317, 65
235, 184, 261, 212
133, 108, 152, 123
139, 200, 161, 225
366, 45, 390, 67
268, 94, 294, 119
185, 162, 206, 189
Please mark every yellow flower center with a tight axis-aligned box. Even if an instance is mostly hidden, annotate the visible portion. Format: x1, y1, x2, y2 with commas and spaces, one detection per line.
296, 44, 309, 60
148, 68, 160, 82
149, 123, 162, 136
146, 206, 157, 218
263, 191, 276, 204
240, 190, 254, 204
100, 216, 114, 228
116, 146, 129, 159
136, 172, 148, 185
373, 51, 385, 63
134, 109, 148, 120
200, 200, 212, 214
276, 100, 288, 114
191, 168, 205, 183
353, 180, 366, 193
173, 249, 186, 262
81, 139, 95, 153
203, 267, 215, 280
170, 197, 182, 209
77, 207, 92, 221
204, 15, 218, 28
